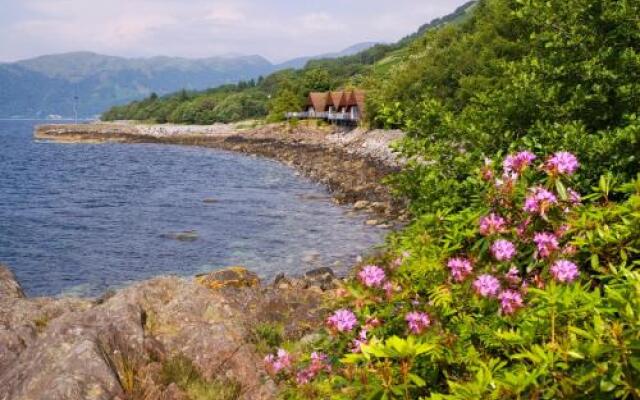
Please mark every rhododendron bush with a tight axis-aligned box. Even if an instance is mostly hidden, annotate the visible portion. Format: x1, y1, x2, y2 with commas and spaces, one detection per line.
277, 153, 640, 400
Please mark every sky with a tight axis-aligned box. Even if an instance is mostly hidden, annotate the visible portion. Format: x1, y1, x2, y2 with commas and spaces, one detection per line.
0, 0, 470, 63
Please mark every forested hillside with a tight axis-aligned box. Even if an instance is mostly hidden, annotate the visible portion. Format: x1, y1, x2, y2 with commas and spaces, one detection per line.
101, 1, 477, 124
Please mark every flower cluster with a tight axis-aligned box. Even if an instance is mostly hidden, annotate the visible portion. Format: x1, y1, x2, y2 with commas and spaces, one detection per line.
264, 349, 293, 376
498, 290, 524, 315
473, 275, 501, 298
503, 151, 537, 175
358, 265, 386, 288
544, 152, 579, 176
447, 257, 474, 282
524, 187, 558, 216
405, 311, 431, 334
550, 260, 580, 283
491, 239, 517, 262
533, 232, 560, 259
326, 309, 358, 333
479, 213, 507, 236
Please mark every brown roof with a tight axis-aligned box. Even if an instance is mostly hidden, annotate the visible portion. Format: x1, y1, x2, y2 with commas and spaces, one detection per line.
306, 90, 366, 113
344, 91, 357, 107
330, 91, 345, 109
307, 92, 329, 112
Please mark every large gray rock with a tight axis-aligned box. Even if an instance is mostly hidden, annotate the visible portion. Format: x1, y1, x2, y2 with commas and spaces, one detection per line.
0, 267, 327, 400
0, 265, 24, 299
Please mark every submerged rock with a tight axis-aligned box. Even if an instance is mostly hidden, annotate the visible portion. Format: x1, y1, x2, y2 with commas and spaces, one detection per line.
167, 230, 199, 242
353, 200, 370, 210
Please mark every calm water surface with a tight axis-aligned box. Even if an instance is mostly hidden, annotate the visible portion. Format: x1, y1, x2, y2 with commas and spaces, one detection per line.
0, 120, 386, 296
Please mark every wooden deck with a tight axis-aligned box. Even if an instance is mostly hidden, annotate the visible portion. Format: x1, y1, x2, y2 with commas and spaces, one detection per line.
285, 111, 360, 124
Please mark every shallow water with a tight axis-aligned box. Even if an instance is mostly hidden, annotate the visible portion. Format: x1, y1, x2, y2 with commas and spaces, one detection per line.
0, 120, 387, 297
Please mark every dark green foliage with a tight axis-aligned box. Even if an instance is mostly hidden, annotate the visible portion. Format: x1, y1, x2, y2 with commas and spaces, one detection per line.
370, 0, 640, 215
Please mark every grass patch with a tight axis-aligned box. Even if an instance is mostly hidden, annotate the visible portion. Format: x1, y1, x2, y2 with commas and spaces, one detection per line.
161, 355, 242, 400
33, 315, 50, 333
249, 322, 284, 354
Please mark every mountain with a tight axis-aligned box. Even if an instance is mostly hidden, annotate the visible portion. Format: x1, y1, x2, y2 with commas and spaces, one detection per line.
0, 46, 377, 119
276, 42, 380, 70
0, 52, 276, 118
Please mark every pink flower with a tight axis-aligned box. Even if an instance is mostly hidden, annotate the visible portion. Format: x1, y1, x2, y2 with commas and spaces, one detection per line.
533, 232, 560, 258
498, 290, 524, 315
491, 240, 517, 262
405, 312, 431, 334
545, 152, 579, 176
358, 265, 386, 288
351, 329, 369, 353
326, 309, 358, 333
296, 353, 331, 385
479, 213, 507, 236
447, 257, 474, 282
309, 352, 330, 374
505, 267, 521, 285
555, 224, 570, 237
550, 260, 580, 283
473, 275, 501, 298
503, 151, 537, 175
382, 281, 400, 299
524, 187, 558, 216
264, 348, 293, 375
516, 217, 532, 238
296, 370, 312, 385
568, 188, 582, 205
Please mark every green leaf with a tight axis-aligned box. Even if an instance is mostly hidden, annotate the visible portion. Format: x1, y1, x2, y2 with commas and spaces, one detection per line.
409, 373, 427, 387
556, 180, 568, 201
600, 379, 616, 392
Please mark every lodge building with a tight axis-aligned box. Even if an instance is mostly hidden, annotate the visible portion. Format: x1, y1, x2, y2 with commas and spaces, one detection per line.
286, 90, 365, 124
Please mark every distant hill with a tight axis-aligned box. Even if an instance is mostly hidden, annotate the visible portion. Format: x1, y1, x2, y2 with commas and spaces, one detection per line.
0, 47, 378, 119
276, 42, 380, 70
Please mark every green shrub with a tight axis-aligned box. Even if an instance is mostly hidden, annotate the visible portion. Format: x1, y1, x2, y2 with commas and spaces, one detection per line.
371, 0, 640, 215
279, 153, 640, 399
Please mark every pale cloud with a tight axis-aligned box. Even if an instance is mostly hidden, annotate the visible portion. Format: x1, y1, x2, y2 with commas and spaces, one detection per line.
205, 3, 247, 24
298, 13, 346, 33
102, 14, 178, 45
0, 0, 472, 62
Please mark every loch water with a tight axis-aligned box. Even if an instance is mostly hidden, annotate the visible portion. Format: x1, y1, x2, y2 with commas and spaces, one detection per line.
0, 120, 387, 297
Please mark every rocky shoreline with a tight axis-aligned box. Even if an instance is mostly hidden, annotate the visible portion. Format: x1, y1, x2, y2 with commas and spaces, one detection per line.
0, 265, 344, 400
35, 121, 408, 223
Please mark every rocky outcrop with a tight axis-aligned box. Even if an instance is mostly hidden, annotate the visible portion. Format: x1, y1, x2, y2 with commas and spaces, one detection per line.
0, 266, 333, 400
35, 122, 408, 221
195, 267, 260, 289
